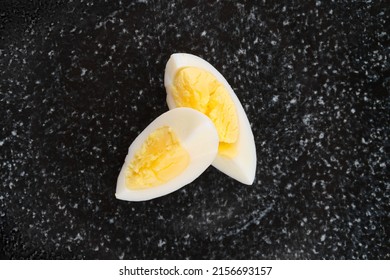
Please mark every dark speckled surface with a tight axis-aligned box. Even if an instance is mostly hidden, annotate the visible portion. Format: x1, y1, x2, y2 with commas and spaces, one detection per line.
0, 0, 389, 259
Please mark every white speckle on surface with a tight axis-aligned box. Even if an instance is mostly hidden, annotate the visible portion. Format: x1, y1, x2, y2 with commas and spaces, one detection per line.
81, 68, 87, 76
74, 233, 83, 241
157, 239, 166, 247
303, 114, 312, 126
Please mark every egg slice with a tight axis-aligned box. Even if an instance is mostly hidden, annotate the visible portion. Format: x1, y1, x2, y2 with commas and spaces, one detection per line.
116, 107, 219, 201
164, 53, 256, 185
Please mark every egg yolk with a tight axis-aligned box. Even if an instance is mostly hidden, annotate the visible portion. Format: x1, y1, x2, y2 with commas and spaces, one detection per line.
126, 126, 190, 189
171, 67, 239, 157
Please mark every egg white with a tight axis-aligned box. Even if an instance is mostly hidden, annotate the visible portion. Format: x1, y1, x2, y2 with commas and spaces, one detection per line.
164, 53, 257, 185
116, 107, 219, 201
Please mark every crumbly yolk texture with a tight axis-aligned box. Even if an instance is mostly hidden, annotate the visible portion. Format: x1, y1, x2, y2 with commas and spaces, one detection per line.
126, 126, 190, 189
171, 67, 239, 157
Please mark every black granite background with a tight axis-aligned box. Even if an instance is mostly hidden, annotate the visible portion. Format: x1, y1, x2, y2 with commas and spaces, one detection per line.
0, 0, 389, 259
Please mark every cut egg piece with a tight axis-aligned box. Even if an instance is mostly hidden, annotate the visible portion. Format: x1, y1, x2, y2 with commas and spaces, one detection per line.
164, 53, 256, 185
116, 107, 219, 201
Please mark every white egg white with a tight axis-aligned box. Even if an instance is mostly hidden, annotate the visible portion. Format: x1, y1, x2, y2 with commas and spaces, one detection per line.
164, 53, 257, 185
116, 107, 219, 201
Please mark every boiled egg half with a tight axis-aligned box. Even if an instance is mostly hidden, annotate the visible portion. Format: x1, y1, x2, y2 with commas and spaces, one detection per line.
164, 53, 256, 185
116, 108, 219, 201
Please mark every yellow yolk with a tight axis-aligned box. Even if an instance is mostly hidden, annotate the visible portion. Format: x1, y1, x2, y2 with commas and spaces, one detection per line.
126, 126, 190, 189
171, 67, 239, 157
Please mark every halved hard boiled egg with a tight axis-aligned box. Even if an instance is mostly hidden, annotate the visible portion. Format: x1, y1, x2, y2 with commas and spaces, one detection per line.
164, 53, 256, 185
116, 107, 219, 201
